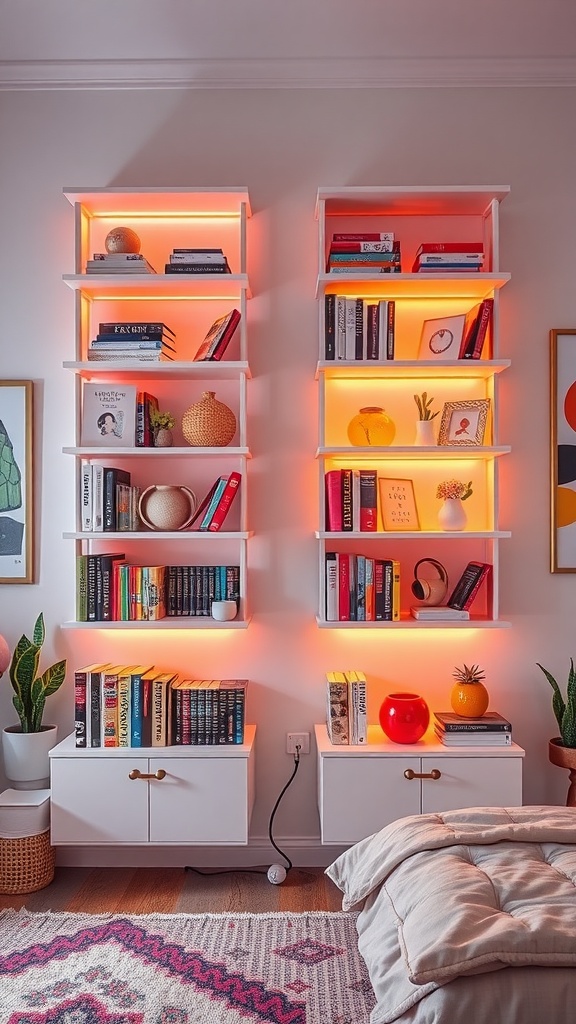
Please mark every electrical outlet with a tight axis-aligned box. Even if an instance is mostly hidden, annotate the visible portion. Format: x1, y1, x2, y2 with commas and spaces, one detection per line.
286, 732, 310, 754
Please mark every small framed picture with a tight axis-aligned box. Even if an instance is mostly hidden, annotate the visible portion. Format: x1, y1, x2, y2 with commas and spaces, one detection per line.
419, 315, 466, 361
0, 380, 34, 583
438, 399, 490, 446
378, 477, 420, 530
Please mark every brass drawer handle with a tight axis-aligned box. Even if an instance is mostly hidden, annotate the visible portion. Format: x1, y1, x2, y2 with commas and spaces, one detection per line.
129, 769, 167, 781
404, 768, 441, 781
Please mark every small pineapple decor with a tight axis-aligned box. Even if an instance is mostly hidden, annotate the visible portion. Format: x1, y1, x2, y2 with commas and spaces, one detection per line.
450, 664, 489, 717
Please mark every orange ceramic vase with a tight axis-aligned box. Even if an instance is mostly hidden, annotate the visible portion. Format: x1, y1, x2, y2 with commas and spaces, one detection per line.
450, 681, 489, 718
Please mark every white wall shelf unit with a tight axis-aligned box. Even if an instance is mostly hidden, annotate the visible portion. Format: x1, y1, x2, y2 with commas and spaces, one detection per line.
62, 186, 252, 630
315, 185, 511, 629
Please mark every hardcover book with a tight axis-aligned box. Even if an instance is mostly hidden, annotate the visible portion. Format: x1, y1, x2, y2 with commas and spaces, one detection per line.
434, 711, 512, 732
447, 561, 492, 611
193, 309, 241, 362
326, 671, 349, 744
81, 384, 137, 447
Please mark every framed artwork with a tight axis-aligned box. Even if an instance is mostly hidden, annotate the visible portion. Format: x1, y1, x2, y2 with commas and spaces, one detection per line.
0, 381, 34, 583
550, 329, 576, 572
438, 399, 490, 447
378, 477, 420, 531
418, 314, 466, 361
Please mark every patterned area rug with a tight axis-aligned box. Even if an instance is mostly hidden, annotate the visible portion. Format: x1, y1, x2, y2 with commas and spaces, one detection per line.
0, 909, 375, 1023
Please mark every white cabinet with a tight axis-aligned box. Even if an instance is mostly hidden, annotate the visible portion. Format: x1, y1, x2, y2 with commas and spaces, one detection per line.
50, 726, 256, 845
315, 186, 511, 628
62, 187, 252, 628
315, 724, 523, 845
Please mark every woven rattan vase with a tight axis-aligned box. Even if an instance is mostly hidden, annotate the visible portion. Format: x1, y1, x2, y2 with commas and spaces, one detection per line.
182, 391, 236, 447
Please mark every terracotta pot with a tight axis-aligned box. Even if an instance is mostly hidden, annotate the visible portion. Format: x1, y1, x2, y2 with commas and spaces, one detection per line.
549, 738, 576, 807
154, 427, 173, 448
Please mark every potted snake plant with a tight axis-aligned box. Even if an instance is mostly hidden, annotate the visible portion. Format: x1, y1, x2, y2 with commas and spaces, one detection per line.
2, 613, 67, 789
537, 659, 576, 806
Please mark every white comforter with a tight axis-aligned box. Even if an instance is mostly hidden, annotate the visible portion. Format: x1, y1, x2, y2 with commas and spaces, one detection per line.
326, 806, 576, 1023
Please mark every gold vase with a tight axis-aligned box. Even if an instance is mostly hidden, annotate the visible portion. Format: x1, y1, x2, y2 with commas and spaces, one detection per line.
182, 391, 236, 447
347, 406, 396, 447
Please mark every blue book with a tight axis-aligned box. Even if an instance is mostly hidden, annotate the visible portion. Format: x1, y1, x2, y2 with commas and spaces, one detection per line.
130, 665, 153, 747
199, 477, 228, 530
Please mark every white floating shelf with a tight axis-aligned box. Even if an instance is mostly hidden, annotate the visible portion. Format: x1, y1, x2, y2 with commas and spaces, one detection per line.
316, 359, 510, 381
61, 618, 251, 630
64, 361, 251, 381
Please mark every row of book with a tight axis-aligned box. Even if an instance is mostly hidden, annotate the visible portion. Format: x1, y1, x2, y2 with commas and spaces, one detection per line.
325, 468, 377, 533
326, 670, 367, 744
325, 554, 492, 622
88, 321, 176, 362
76, 558, 240, 622
412, 241, 484, 274
81, 465, 139, 533
74, 663, 248, 748
434, 711, 512, 746
165, 247, 232, 274
86, 253, 156, 274
326, 233, 401, 275
80, 385, 159, 448
324, 295, 395, 361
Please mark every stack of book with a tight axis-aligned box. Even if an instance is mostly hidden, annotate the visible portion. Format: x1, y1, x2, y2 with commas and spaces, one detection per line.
324, 295, 395, 360
0, 789, 51, 838
412, 242, 483, 274
88, 321, 176, 362
86, 253, 157, 274
165, 248, 231, 274
326, 670, 367, 744
325, 467, 378, 533
74, 666, 247, 748
433, 711, 512, 746
326, 233, 401, 274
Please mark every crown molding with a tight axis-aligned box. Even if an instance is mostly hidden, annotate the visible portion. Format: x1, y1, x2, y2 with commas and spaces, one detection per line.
1, 56, 575, 91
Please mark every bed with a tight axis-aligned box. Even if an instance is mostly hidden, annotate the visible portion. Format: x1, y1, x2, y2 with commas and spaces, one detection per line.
326, 805, 576, 1023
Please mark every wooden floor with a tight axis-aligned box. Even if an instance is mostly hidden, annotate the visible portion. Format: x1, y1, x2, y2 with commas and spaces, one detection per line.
0, 865, 344, 915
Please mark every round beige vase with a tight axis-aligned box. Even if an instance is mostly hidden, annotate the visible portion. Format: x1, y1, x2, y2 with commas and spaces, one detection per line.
139, 485, 197, 531
2, 725, 58, 790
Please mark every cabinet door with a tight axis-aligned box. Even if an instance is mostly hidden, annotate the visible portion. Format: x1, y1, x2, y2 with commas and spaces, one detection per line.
420, 756, 522, 814
51, 757, 149, 844
319, 755, 420, 844
149, 757, 250, 844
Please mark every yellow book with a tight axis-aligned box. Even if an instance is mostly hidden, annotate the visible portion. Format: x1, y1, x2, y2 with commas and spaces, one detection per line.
392, 560, 401, 622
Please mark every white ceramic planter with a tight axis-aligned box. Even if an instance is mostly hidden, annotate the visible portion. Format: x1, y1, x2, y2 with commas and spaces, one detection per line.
2, 725, 58, 790
438, 498, 467, 531
414, 419, 437, 446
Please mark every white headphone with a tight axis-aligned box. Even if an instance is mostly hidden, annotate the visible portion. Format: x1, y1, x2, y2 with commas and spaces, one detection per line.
411, 558, 449, 606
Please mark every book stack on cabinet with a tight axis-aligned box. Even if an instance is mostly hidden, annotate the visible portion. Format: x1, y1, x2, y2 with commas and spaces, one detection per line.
315, 185, 512, 629
62, 187, 252, 630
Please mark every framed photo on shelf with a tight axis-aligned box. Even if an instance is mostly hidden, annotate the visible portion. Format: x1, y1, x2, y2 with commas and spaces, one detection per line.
418, 314, 466, 361
378, 477, 420, 531
0, 380, 34, 583
550, 329, 576, 572
438, 399, 490, 447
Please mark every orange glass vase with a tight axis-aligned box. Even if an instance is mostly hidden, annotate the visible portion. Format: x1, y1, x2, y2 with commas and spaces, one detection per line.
347, 407, 396, 447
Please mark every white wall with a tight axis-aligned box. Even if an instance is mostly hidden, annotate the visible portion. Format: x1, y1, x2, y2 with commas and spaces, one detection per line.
0, 85, 575, 862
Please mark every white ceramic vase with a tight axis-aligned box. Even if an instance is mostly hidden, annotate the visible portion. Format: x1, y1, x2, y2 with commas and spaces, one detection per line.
2, 725, 58, 790
438, 497, 467, 532
414, 419, 436, 446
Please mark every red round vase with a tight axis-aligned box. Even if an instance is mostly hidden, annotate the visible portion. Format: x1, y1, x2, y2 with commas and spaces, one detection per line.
379, 692, 430, 744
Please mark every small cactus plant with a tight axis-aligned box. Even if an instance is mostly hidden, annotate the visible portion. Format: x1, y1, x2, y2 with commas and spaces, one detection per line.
537, 660, 576, 748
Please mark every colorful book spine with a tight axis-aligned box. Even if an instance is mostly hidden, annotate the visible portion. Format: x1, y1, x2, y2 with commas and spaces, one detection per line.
207, 472, 241, 531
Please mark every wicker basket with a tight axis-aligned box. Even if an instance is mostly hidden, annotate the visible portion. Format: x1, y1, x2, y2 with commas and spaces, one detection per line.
182, 390, 236, 447
0, 830, 55, 894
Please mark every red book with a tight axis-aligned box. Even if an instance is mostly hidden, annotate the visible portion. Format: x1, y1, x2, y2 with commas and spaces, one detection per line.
338, 553, 350, 621
461, 298, 493, 359
447, 561, 492, 612
194, 308, 241, 362
207, 471, 241, 531
415, 241, 483, 255
325, 470, 343, 531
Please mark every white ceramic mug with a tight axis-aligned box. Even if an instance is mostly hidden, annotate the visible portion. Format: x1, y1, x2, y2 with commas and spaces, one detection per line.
211, 600, 238, 622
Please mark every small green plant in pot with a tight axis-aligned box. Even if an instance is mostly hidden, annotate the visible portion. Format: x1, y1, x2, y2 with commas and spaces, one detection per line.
8, 613, 67, 732
537, 659, 576, 806
2, 613, 67, 788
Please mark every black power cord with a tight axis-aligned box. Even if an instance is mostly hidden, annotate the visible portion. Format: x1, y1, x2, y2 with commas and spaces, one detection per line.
184, 744, 302, 884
